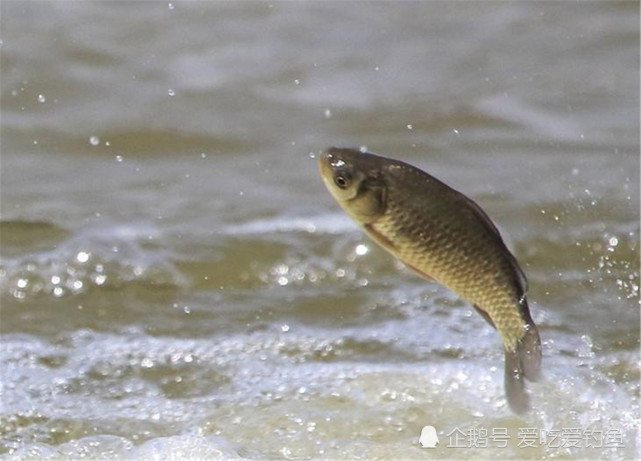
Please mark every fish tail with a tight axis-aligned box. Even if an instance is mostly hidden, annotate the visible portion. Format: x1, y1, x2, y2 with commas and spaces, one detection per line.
504, 300, 542, 413
504, 347, 529, 414
474, 299, 542, 413
518, 299, 542, 382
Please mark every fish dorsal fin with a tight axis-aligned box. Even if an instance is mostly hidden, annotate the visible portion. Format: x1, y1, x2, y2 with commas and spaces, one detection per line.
507, 251, 529, 299
461, 194, 529, 297
385, 157, 529, 297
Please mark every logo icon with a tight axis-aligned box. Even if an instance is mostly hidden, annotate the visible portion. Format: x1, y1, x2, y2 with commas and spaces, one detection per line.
419, 425, 439, 448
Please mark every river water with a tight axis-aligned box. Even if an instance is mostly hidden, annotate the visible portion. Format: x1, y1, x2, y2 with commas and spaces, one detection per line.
1, 2, 639, 460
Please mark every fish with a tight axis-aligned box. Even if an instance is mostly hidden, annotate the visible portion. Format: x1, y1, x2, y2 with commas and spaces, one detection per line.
318, 147, 541, 414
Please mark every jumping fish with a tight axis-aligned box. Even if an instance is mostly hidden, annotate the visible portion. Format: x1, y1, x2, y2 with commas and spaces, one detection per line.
318, 147, 541, 413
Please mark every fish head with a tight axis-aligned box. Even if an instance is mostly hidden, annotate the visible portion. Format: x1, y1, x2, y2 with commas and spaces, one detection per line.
318, 147, 387, 223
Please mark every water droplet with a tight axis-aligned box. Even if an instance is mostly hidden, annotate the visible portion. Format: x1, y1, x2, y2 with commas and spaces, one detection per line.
17, 279, 28, 289
37, 94, 46, 103
168, 88, 175, 96
200, 153, 207, 159
168, 2, 174, 10
359, 145, 368, 153
355, 244, 369, 256
308, 152, 316, 159
324, 109, 332, 119
89, 136, 100, 146
453, 128, 460, 134
294, 79, 300, 85
281, 324, 290, 332
76, 251, 90, 263
277, 276, 288, 286
115, 155, 123, 162
406, 124, 413, 130
609, 236, 619, 247
275, 264, 289, 276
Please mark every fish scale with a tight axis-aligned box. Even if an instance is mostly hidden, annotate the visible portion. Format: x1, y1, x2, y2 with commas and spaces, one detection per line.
319, 147, 542, 413
380, 167, 526, 341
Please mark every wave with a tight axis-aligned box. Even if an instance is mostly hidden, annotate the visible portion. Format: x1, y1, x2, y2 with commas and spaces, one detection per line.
222, 212, 357, 235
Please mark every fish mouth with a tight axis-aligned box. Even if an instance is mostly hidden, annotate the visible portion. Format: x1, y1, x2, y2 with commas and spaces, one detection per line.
318, 148, 340, 180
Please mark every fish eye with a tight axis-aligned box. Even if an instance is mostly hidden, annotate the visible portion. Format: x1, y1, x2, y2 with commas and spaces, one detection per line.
334, 176, 350, 189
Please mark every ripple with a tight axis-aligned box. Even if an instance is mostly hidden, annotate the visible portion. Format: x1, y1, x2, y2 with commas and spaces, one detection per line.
0, 223, 183, 301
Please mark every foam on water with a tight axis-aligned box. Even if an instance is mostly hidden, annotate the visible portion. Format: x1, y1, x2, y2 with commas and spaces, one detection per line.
1, 323, 637, 459
2, 1, 638, 459
7, 435, 239, 460
222, 212, 356, 236
0, 222, 183, 301
1, 209, 638, 459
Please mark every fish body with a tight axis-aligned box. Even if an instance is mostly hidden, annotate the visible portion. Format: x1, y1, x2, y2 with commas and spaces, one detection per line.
318, 147, 541, 413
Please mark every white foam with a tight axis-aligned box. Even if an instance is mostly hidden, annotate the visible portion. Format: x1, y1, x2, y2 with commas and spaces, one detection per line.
129, 435, 240, 460
223, 212, 356, 235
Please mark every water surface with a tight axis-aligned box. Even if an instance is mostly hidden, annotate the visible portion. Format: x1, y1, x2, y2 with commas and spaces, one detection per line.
1, 2, 639, 459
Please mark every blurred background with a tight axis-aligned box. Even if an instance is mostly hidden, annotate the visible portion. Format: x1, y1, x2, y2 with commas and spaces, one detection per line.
1, 2, 639, 459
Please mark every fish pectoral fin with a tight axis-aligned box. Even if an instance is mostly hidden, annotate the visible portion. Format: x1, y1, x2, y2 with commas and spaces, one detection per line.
363, 224, 397, 252
473, 304, 496, 330
403, 262, 436, 282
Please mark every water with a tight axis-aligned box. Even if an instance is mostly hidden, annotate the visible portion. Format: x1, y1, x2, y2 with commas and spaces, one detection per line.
1, 1, 639, 459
